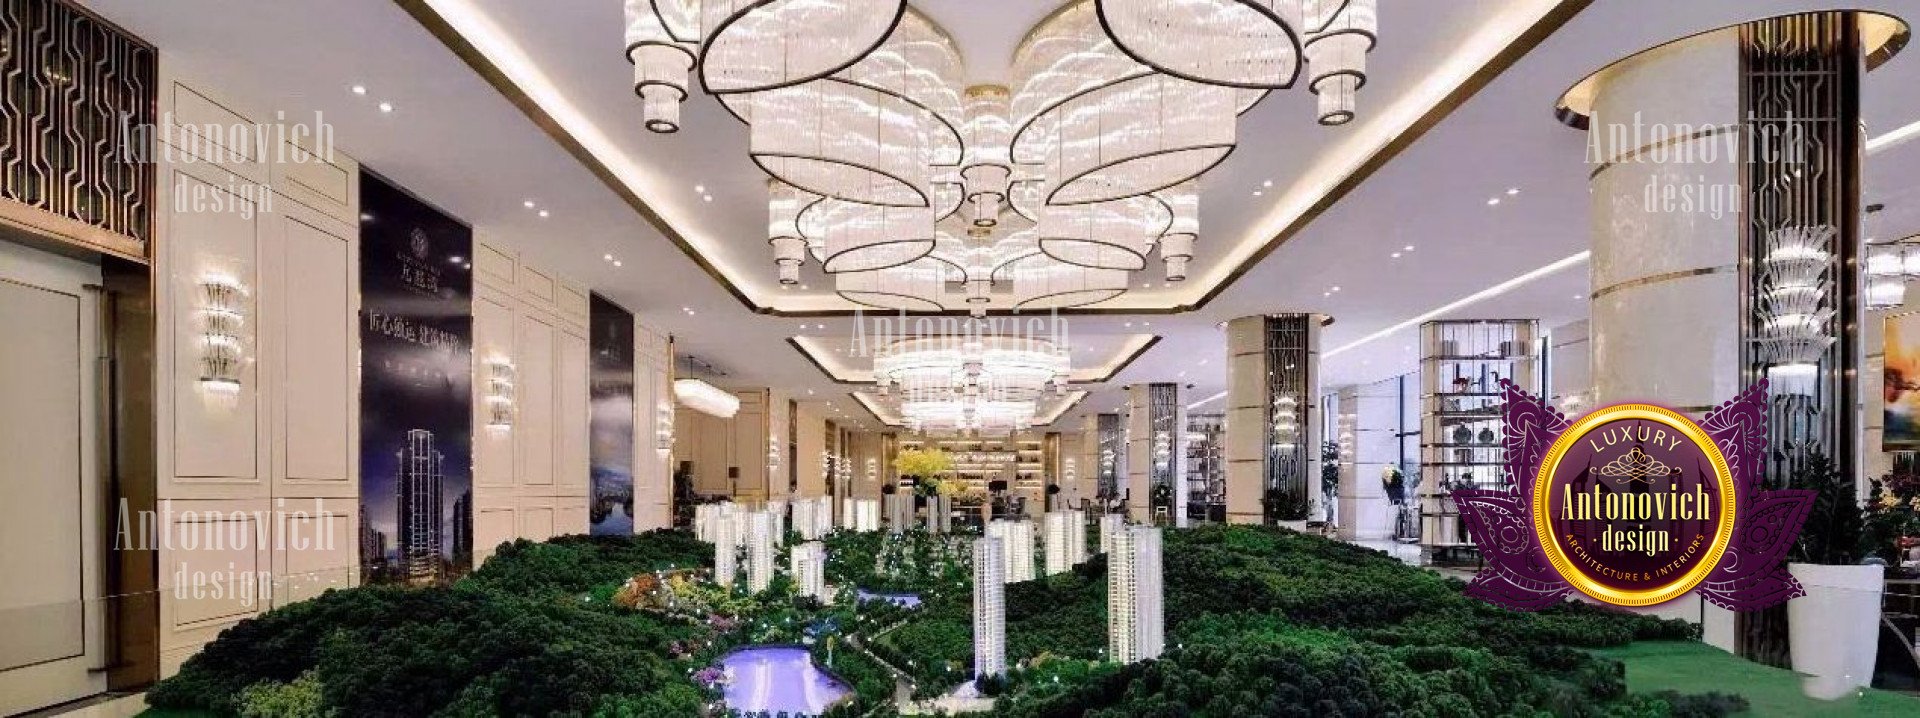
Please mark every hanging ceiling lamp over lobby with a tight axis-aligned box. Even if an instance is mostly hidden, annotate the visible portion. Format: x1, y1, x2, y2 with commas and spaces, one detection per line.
674, 377, 741, 418
621, 0, 1380, 313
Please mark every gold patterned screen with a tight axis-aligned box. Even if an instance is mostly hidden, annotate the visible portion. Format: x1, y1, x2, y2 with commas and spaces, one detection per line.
0, 0, 155, 248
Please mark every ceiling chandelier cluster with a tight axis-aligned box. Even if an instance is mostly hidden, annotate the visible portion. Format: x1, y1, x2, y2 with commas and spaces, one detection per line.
873, 336, 1069, 433
623, 0, 1378, 314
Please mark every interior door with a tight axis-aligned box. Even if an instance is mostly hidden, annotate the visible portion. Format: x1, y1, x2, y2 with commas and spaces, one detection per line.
0, 240, 106, 714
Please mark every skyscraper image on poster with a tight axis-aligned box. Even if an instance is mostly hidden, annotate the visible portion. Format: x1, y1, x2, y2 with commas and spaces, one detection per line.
590, 294, 636, 535
357, 170, 474, 585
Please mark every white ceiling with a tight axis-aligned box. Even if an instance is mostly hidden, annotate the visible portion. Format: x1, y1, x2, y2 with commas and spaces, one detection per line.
82, 0, 1920, 434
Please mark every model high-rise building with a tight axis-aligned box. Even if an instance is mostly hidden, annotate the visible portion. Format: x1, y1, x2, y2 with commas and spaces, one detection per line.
885, 493, 911, 534
792, 498, 822, 541
1098, 512, 1127, 555
746, 510, 776, 593
972, 536, 1007, 679
986, 519, 1035, 583
396, 429, 445, 583
854, 499, 880, 532
1108, 525, 1165, 664
712, 506, 740, 589
1044, 510, 1086, 575
790, 540, 828, 603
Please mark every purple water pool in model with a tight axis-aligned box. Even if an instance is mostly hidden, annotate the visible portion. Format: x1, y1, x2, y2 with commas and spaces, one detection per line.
717, 645, 850, 716
854, 589, 922, 608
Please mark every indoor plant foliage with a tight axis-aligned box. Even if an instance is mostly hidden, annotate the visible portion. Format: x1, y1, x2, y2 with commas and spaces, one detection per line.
1783, 450, 1886, 699
895, 447, 955, 496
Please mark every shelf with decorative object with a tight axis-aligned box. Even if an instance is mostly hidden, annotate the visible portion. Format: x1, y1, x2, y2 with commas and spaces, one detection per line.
1417, 320, 1540, 561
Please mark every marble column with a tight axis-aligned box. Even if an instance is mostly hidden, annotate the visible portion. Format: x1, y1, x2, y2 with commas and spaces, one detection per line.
1225, 314, 1324, 527
1558, 10, 1893, 658
1337, 381, 1393, 541
1125, 383, 1185, 525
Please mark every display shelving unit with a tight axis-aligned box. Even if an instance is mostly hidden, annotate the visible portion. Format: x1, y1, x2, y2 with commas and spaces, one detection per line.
1184, 413, 1226, 523
1417, 320, 1540, 562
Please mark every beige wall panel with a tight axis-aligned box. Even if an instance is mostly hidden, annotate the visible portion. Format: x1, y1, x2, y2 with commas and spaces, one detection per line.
162, 82, 266, 182
472, 293, 516, 489
474, 243, 517, 291
168, 168, 263, 486
473, 501, 517, 565
516, 314, 556, 489
277, 214, 353, 492
271, 498, 356, 606
557, 329, 590, 497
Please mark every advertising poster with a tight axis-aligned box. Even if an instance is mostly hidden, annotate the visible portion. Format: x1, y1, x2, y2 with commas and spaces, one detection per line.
1886, 313, 1920, 449
357, 170, 474, 585
590, 293, 637, 535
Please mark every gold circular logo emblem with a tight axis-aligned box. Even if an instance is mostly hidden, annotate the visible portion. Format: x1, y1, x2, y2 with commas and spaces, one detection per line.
1531, 404, 1738, 606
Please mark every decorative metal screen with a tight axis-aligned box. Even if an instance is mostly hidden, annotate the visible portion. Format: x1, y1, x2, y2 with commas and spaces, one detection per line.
1146, 383, 1179, 505
1734, 11, 1863, 668
0, 0, 156, 247
1263, 315, 1313, 521
1097, 413, 1122, 499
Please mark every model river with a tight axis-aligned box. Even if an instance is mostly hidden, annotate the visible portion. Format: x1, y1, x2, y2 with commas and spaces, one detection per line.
717, 645, 850, 716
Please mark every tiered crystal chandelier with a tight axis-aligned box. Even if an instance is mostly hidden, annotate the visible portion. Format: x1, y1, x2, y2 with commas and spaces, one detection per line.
873, 336, 1069, 434
622, 0, 1380, 315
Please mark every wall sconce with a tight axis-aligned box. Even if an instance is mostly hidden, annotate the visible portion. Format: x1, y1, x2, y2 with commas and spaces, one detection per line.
485, 359, 515, 428
656, 402, 675, 451
865, 457, 877, 482
1270, 394, 1300, 450
198, 275, 246, 392
768, 435, 782, 471
1756, 225, 1836, 397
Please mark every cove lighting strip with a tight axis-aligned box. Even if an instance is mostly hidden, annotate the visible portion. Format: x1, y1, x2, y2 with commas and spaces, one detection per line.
1326, 251, 1591, 358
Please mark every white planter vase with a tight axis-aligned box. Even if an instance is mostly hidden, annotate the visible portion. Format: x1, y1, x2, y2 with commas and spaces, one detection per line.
1787, 562, 1884, 700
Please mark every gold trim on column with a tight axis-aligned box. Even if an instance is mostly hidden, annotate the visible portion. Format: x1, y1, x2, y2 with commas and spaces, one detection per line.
1589, 265, 1736, 300
1587, 125, 1740, 180
1555, 9, 1909, 129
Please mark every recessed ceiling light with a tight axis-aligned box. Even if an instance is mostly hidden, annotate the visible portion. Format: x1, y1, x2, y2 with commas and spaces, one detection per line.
1262, 179, 1273, 188
538, 210, 550, 218
1331, 286, 1341, 292
449, 255, 465, 264
1390, 252, 1401, 258
800, 284, 810, 290
524, 200, 536, 208
613, 260, 623, 267
351, 85, 367, 95
807, 389, 815, 395
1486, 197, 1500, 206
1322, 291, 1331, 297
1574, 294, 1584, 300
1506, 187, 1520, 195
1143, 322, 1151, 327
603, 254, 613, 261
359, 213, 374, 222
695, 184, 706, 193
1404, 245, 1415, 251
1252, 190, 1264, 197
702, 195, 713, 202
378, 102, 393, 113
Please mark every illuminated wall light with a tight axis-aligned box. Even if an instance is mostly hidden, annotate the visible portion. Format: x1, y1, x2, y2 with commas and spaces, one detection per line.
198, 275, 247, 392
485, 359, 516, 428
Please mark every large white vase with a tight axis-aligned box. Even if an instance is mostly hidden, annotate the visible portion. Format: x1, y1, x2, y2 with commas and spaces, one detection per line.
1787, 562, 1884, 700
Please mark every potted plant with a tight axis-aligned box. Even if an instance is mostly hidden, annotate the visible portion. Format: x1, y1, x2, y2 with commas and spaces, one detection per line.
1861, 470, 1920, 568
1784, 451, 1882, 700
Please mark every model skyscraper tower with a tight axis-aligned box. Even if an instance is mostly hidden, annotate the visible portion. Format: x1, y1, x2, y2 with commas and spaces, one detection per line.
790, 540, 827, 602
973, 536, 1006, 678
987, 519, 1036, 582
746, 510, 776, 593
1108, 525, 1165, 664
712, 506, 739, 589
1043, 510, 1088, 575
396, 429, 445, 583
